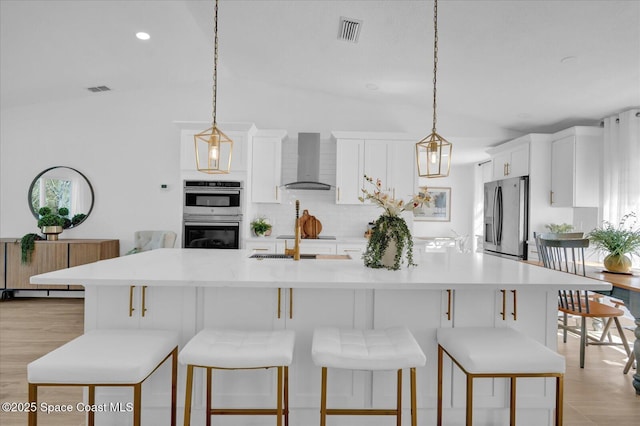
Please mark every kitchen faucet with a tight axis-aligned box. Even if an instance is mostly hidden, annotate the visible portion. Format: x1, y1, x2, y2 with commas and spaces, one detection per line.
284, 200, 301, 260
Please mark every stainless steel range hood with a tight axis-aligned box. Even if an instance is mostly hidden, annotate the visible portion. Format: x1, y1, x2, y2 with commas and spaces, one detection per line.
284, 132, 331, 190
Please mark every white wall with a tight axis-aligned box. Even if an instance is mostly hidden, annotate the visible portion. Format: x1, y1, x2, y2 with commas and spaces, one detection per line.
1, 78, 492, 253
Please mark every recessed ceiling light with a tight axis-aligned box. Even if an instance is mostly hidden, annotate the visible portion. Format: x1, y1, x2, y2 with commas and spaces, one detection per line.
560, 56, 576, 64
136, 32, 150, 41
365, 83, 379, 91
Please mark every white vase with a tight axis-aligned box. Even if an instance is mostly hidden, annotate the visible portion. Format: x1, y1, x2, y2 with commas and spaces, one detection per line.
381, 236, 397, 268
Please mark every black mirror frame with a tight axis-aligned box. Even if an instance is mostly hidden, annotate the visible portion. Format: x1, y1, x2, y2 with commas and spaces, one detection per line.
28, 166, 95, 228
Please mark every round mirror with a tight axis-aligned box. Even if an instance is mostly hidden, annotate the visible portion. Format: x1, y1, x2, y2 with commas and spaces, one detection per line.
28, 166, 94, 228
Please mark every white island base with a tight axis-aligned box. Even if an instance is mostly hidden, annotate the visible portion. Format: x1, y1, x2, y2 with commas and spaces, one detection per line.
33, 249, 611, 426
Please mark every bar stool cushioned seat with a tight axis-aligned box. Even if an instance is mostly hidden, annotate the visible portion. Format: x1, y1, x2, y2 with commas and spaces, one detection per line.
28, 329, 179, 426
179, 329, 295, 426
312, 326, 426, 426
437, 327, 565, 426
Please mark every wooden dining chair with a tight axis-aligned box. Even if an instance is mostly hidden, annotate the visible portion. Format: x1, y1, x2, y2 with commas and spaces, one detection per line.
535, 233, 632, 368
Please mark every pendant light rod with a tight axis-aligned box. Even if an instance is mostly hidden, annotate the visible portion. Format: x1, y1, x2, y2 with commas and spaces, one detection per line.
431, 0, 438, 133
211, 0, 219, 127
415, 0, 451, 178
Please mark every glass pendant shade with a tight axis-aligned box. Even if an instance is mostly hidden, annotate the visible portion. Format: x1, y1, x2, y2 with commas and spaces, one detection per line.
416, 131, 452, 178
194, 125, 233, 174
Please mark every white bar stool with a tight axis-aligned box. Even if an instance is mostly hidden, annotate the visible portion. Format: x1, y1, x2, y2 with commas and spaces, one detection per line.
312, 326, 426, 426
437, 327, 565, 426
179, 329, 295, 426
27, 329, 179, 426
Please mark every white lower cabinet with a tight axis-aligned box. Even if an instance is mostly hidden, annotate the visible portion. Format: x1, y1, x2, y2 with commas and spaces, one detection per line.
372, 290, 452, 415
84, 286, 197, 426
244, 240, 277, 253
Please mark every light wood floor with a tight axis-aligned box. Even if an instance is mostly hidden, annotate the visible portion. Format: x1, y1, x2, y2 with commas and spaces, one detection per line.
1, 297, 639, 425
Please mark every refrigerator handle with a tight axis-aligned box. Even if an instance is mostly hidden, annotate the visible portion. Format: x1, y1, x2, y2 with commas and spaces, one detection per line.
492, 186, 499, 245
496, 186, 503, 244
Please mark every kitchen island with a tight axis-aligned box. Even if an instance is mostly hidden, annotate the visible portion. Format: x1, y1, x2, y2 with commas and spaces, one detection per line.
31, 248, 612, 426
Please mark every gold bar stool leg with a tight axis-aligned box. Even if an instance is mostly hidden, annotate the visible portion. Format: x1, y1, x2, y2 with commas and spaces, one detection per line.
556, 375, 564, 426
28, 384, 37, 426
171, 348, 177, 426
410, 367, 418, 426
396, 369, 402, 426
437, 345, 443, 426
510, 377, 516, 426
88, 385, 95, 426
133, 383, 142, 426
277, 366, 283, 426
320, 367, 328, 426
183, 365, 194, 426
284, 366, 290, 426
206, 368, 212, 426
466, 375, 473, 426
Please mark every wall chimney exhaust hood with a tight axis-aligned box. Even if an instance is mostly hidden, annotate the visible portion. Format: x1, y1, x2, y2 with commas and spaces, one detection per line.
284, 132, 331, 190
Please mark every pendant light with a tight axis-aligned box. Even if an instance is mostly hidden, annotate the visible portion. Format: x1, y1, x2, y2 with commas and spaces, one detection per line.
416, 0, 452, 178
194, 0, 233, 174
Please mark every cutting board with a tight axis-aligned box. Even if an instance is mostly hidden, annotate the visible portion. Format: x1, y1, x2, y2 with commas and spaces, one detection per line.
299, 209, 322, 239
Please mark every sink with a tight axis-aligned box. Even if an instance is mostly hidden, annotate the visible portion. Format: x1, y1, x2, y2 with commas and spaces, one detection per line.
249, 253, 351, 260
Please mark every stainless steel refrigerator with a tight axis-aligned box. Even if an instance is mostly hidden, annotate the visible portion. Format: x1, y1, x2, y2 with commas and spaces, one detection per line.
483, 176, 529, 260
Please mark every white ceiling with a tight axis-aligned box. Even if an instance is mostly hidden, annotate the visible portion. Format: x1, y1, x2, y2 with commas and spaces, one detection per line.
1, 0, 639, 163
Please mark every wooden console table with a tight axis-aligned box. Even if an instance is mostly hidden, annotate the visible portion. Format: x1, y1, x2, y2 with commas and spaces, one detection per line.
0, 238, 119, 296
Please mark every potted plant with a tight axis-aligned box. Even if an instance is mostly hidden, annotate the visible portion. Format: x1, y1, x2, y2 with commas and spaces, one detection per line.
359, 175, 429, 270
250, 217, 272, 237
587, 212, 640, 273
37, 206, 66, 240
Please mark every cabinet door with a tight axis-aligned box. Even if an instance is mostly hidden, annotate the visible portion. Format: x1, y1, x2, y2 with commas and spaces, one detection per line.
363, 140, 389, 187
244, 240, 277, 253
336, 242, 367, 257
387, 140, 416, 200
335, 139, 364, 204
492, 152, 510, 180
509, 143, 530, 177
251, 137, 282, 203
6, 242, 68, 290
550, 136, 574, 207
286, 288, 368, 409
275, 241, 337, 255
372, 290, 449, 409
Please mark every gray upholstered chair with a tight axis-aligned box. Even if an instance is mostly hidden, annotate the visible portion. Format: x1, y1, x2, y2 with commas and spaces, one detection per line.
126, 230, 177, 255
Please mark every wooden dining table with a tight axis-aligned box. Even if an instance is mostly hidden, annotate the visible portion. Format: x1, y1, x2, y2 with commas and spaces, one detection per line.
527, 260, 640, 395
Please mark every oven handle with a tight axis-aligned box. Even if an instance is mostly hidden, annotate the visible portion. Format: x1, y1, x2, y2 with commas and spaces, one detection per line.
184, 189, 241, 195
184, 222, 240, 227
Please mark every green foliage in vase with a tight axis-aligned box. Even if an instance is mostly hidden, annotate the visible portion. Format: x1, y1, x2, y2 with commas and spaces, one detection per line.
37, 206, 71, 228
20, 233, 43, 264
545, 223, 574, 233
363, 214, 415, 270
587, 212, 640, 258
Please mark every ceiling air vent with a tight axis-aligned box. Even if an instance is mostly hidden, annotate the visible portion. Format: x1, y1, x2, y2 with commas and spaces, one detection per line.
338, 17, 362, 43
87, 86, 111, 93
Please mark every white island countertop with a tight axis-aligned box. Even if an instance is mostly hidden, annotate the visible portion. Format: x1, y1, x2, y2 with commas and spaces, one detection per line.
30, 248, 612, 292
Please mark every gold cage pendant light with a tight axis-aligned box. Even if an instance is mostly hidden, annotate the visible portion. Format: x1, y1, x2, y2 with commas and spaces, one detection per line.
416, 0, 451, 178
194, 0, 233, 174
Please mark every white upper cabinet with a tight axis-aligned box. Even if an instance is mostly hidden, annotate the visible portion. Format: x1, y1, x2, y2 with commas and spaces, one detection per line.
550, 126, 602, 208
335, 138, 364, 204
251, 129, 287, 203
489, 140, 530, 180
333, 132, 417, 205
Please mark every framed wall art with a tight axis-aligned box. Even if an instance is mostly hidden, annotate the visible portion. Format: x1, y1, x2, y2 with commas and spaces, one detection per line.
413, 187, 451, 222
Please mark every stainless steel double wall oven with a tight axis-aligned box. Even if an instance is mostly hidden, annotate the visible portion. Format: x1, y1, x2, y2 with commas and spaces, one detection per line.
182, 181, 243, 249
